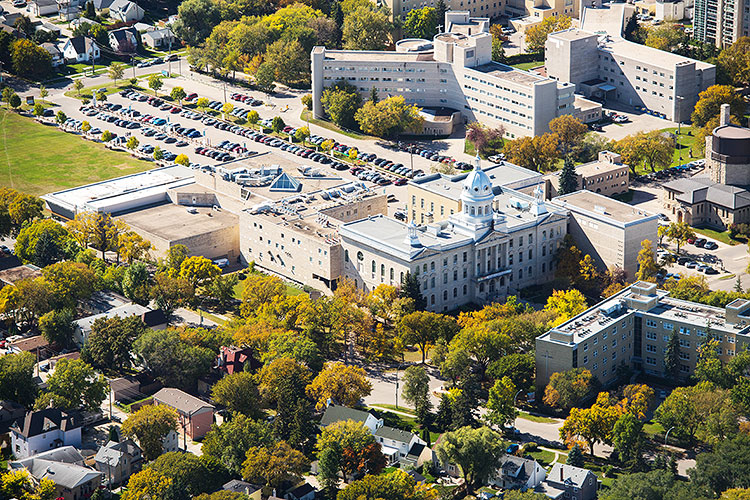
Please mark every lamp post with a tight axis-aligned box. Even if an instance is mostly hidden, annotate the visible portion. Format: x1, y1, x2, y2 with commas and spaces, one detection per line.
664, 425, 675, 445
395, 364, 402, 409
512, 389, 523, 429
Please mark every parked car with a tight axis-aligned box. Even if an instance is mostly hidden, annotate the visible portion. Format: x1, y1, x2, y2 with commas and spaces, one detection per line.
694, 238, 707, 248
703, 241, 718, 250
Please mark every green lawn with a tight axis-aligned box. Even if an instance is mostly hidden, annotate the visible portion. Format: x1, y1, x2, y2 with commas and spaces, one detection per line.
661, 126, 704, 168
517, 410, 557, 423
511, 60, 545, 71
231, 270, 305, 300
643, 421, 665, 436
300, 109, 376, 141
693, 227, 743, 246
528, 449, 557, 467
369, 403, 416, 415
0, 110, 151, 195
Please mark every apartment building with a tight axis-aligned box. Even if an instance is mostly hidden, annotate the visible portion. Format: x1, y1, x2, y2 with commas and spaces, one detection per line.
536, 281, 750, 388
551, 190, 659, 278
545, 23, 715, 122
694, 0, 750, 47
407, 160, 543, 224
546, 151, 630, 199
311, 12, 601, 139
340, 158, 568, 311
383, 0, 505, 21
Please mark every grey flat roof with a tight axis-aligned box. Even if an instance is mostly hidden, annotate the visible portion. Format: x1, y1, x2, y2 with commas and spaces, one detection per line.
117, 203, 238, 240
153, 388, 214, 415
552, 190, 657, 225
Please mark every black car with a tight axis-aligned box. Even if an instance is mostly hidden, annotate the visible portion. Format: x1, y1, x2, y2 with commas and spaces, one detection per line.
694, 238, 707, 248
677, 256, 690, 265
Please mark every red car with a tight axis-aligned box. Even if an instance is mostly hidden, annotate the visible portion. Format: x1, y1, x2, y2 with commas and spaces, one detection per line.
394, 178, 407, 186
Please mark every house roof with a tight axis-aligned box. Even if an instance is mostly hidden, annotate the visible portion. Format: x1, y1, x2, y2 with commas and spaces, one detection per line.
92, 0, 114, 9
27, 459, 102, 489
0, 254, 22, 271
499, 455, 537, 481
12, 446, 85, 469
11, 409, 81, 438
0, 264, 42, 285
109, 26, 137, 42
67, 36, 96, 56
153, 388, 214, 415
407, 469, 426, 483
287, 482, 315, 499
320, 405, 371, 427
547, 463, 594, 488
10, 335, 49, 352
95, 439, 140, 465
110, 376, 139, 392
31, 0, 57, 6
41, 42, 61, 57
663, 177, 750, 209
74, 303, 151, 333
143, 27, 174, 40
374, 425, 415, 443
142, 309, 167, 327
407, 442, 426, 459
223, 479, 260, 494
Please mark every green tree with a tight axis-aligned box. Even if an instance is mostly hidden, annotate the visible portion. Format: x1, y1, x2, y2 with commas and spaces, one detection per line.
122, 469, 174, 500
202, 413, 273, 475
179, 255, 221, 288
488, 353, 535, 391
645, 22, 685, 51
170, 86, 187, 105
254, 62, 276, 94
717, 37, 750, 87
549, 114, 588, 156
435, 426, 505, 494
206, 273, 238, 309
101, 130, 114, 142
9, 93, 20, 110
38, 308, 75, 348
122, 261, 151, 305
15, 219, 75, 266
264, 39, 310, 86
56, 110, 68, 124
402, 365, 432, 423
126, 136, 139, 152
486, 376, 517, 428
338, 469, 438, 500
122, 404, 179, 461
611, 412, 645, 466
664, 330, 680, 379
566, 443, 584, 467
665, 221, 695, 254
317, 446, 341, 494
316, 419, 385, 480
35, 359, 108, 412
147, 452, 229, 500
342, 6, 391, 50
173, 0, 221, 46
82, 315, 145, 371
271, 115, 285, 133
211, 372, 262, 418
525, 16, 571, 52
242, 441, 309, 489
398, 311, 458, 363
148, 75, 163, 95
10, 39, 52, 78
33, 102, 44, 117
543, 367, 596, 410
690, 434, 750, 496
294, 125, 310, 143
403, 7, 437, 39
42, 261, 97, 310
0, 351, 37, 406
355, 95, 424, 137
321, 80, 361, 129
108, 62, 125, 86
558, 156, 578, 195
134, 328, 215, 391
151, 272, 195, 317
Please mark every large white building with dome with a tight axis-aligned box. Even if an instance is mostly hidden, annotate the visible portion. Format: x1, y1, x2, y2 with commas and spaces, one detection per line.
339, 157, 568, 311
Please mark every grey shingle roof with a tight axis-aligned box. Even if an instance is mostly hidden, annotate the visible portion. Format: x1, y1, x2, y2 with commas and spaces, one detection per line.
153, 388, 214, 415
12, 446, 85, 469
547, 463, 594, 488
374, 425, 414, 443
664, 177, 750, 209
27, 459, 102, 489
320, 405, 371, 427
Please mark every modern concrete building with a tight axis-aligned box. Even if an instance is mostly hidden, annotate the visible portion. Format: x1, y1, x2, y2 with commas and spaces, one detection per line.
536, 281, 750, 388
311, 12, 601, 139
694, 0, 750, 47
663, 105, 750, 230
551, 190, 658, 278
545, 5, 715, 122
545, 150, 630, 198
407, 160, 543, 224
340, 157, 568, 311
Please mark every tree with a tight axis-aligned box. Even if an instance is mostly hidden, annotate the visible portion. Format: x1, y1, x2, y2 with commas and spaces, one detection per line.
33, 102, 44, 117
264, 39, 310, 86
566, 443, 584, 467
543, 289, 587, 327
122, 469, 174, 500
525, 16, 571, 52
502, 134, 560, 172
448, 326, 508, 376
665, 221, 695, 254
73, 79, 85, 96
0, 469, 57, 500
488, 353, 535, 392
549, 115, 588, 156
655, 382, 738, 444
691, 84, 746, 128
55, 110, 68, 125
108, 62, 125, 86
543, 367, 596, 410
9, 93, 20, 110
402, 365, 432, 421
122, 261, 151, 305
486, 376, 517, 428
342, 6, 391, 50
41, 261, 96, 310
254, 62, 276, 94
15, 218, 75, 266
271, 115, 285, 133
170, 86, 187, 105
0, 351, 37, 406
101, 130, 114, 142
611, 412, 645, 466
202, 413, 273, 475
307, 361, 372, 410
242, 441, 309, 489
718, 37, 750, 87
126, 136, 139, 151
239, 274, 286, 317
435, 426, 505, 494
174, 0, 221, 45
119, 231, 151, 264
11, 39, 52, 78
151, 273, 194, 317
338, 469, 439, 500
403, 7, 437, 39
148, 75, 163, 96
560, 392, 621, 455
35, 359, 108, 412
134, 328, 214, 391
355, 95, 424, 137
82, 315, 145, 371
645, 22, 685, 51
321, 80, 362, 129
179, 255, 221, 288
206, 273, 238, 309
146, 452, 229, 499
690, 433, 750, 496
39, 85, 48, 99
122, 404, 179, 461
558, 155, 578, 195
316, 419, 385, 481
196, 97, 210, 110
492, 35, 506, 62
664, 330, 680, 379
398, 311, 457, 363
221, 102, 234, 120
39, 308, 75, 348
317, 446, 341, 494
211, 372, 262, 418
635, 239, 660, 281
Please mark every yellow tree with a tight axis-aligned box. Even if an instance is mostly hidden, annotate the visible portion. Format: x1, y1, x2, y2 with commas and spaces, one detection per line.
119, 231, 152, 264
635, 239, 660, 281
549, 114, 588, 156
691, 84, 746, 128
242, 441, 309, 489
240, 274, 286, 318
365, 284, 399, 322
179, 255, 221, 288
399, 310, 458, 363
543, 289, 587, 327
502, 134, 559, 172
121, 405, 178, 461
525, 15, 571, 52
307, 361, 372, 410
618, 383, 654, 420
560, 392, 621, 455
122, 469, 173, 500
665, 221, 696, 254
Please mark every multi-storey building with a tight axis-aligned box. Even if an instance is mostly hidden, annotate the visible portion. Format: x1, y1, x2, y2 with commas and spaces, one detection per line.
545, 150, 630, 199
339, 157, 568, 312
545, 18, 715, 122
536, 281, 750, 388
383, 0, 506, 21
311, 12, 601, 139
694, 0, 750, 47
550, 191, 659, 278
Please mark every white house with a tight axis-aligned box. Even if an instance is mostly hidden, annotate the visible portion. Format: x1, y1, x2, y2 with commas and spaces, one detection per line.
10, 409, 83, 459
489, 456, 546, 490
61, 35, 99, 64
141, 27, 176, 49
73, 303, 166, 346
27, 0, 58, 16
108, 0, 144, 22
108, 26, 138, 53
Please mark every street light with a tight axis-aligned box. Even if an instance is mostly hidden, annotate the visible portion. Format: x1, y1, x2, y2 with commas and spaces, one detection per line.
664, 425, 675, 445
512, 389, 523, 429
395, 364, 402, 409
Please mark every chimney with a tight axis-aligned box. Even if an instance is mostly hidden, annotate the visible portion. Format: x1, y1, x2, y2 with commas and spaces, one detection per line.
720, 104, 730, 126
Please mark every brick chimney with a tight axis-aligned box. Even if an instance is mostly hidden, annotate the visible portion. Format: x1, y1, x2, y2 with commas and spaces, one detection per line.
720, 103, 730, 126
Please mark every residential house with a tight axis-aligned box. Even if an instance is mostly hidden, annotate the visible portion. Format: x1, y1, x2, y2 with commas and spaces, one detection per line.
41, 42, 63, 66
216, 345, 258, 375
57, 0, 79, 21
10, 446, 86, 470
61, 35, 100, 64
95, 439, 142, 487
109, 373, 161, 404
0, 401, 26, 451
13, 456, 102, 500
320, 405, 429, 466
10, 409, 83, 459
27, 0, 58, 16
9, 335, 53, 360
284, 482, 316, 500
537, 463, 598, 500
222, 479, 262, 500
69, 17, 100, 29
108, 26, 138, 53
141, 26, 176, 49
74, 303, 167, 345
153, 388, 215, 440
489, 455, 546, 490
108, 0, 144, 22
91, 0, 115, 11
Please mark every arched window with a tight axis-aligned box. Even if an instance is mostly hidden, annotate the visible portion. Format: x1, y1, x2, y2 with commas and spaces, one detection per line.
390, 268, 394, 280
371, 260, 376, 273
357, 251, 364, 261
380, 264, 385, 276
345, 250, 349, 262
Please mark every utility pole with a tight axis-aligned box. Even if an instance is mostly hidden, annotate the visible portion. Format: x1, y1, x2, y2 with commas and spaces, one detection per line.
167, 38, 172, 76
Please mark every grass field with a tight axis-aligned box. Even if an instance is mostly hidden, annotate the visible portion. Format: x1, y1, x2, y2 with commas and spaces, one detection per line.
662, 126, 703, 168
693, 227, 743, 246
370, 403, 416, 415
0, 110, 151, 195
511, 61, 545, 71
517, 410, 557, 423
528, 449, 557, 467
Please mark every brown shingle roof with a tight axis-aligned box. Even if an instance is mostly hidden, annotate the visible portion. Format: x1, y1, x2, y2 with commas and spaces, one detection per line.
153, 388, 214, 415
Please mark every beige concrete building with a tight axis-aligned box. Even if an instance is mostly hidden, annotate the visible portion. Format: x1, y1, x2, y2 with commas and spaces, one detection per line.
545, 150, 630, 198
545, 6, 715, 122
384, 0, 505, 22
663, 106, 750, 230
311, 12, 601, 139
536, 281, 750, 388
340, 158, 568, 311
407, 160, 543, 224
551, 190, 658, 279
694, 0, 750, 47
